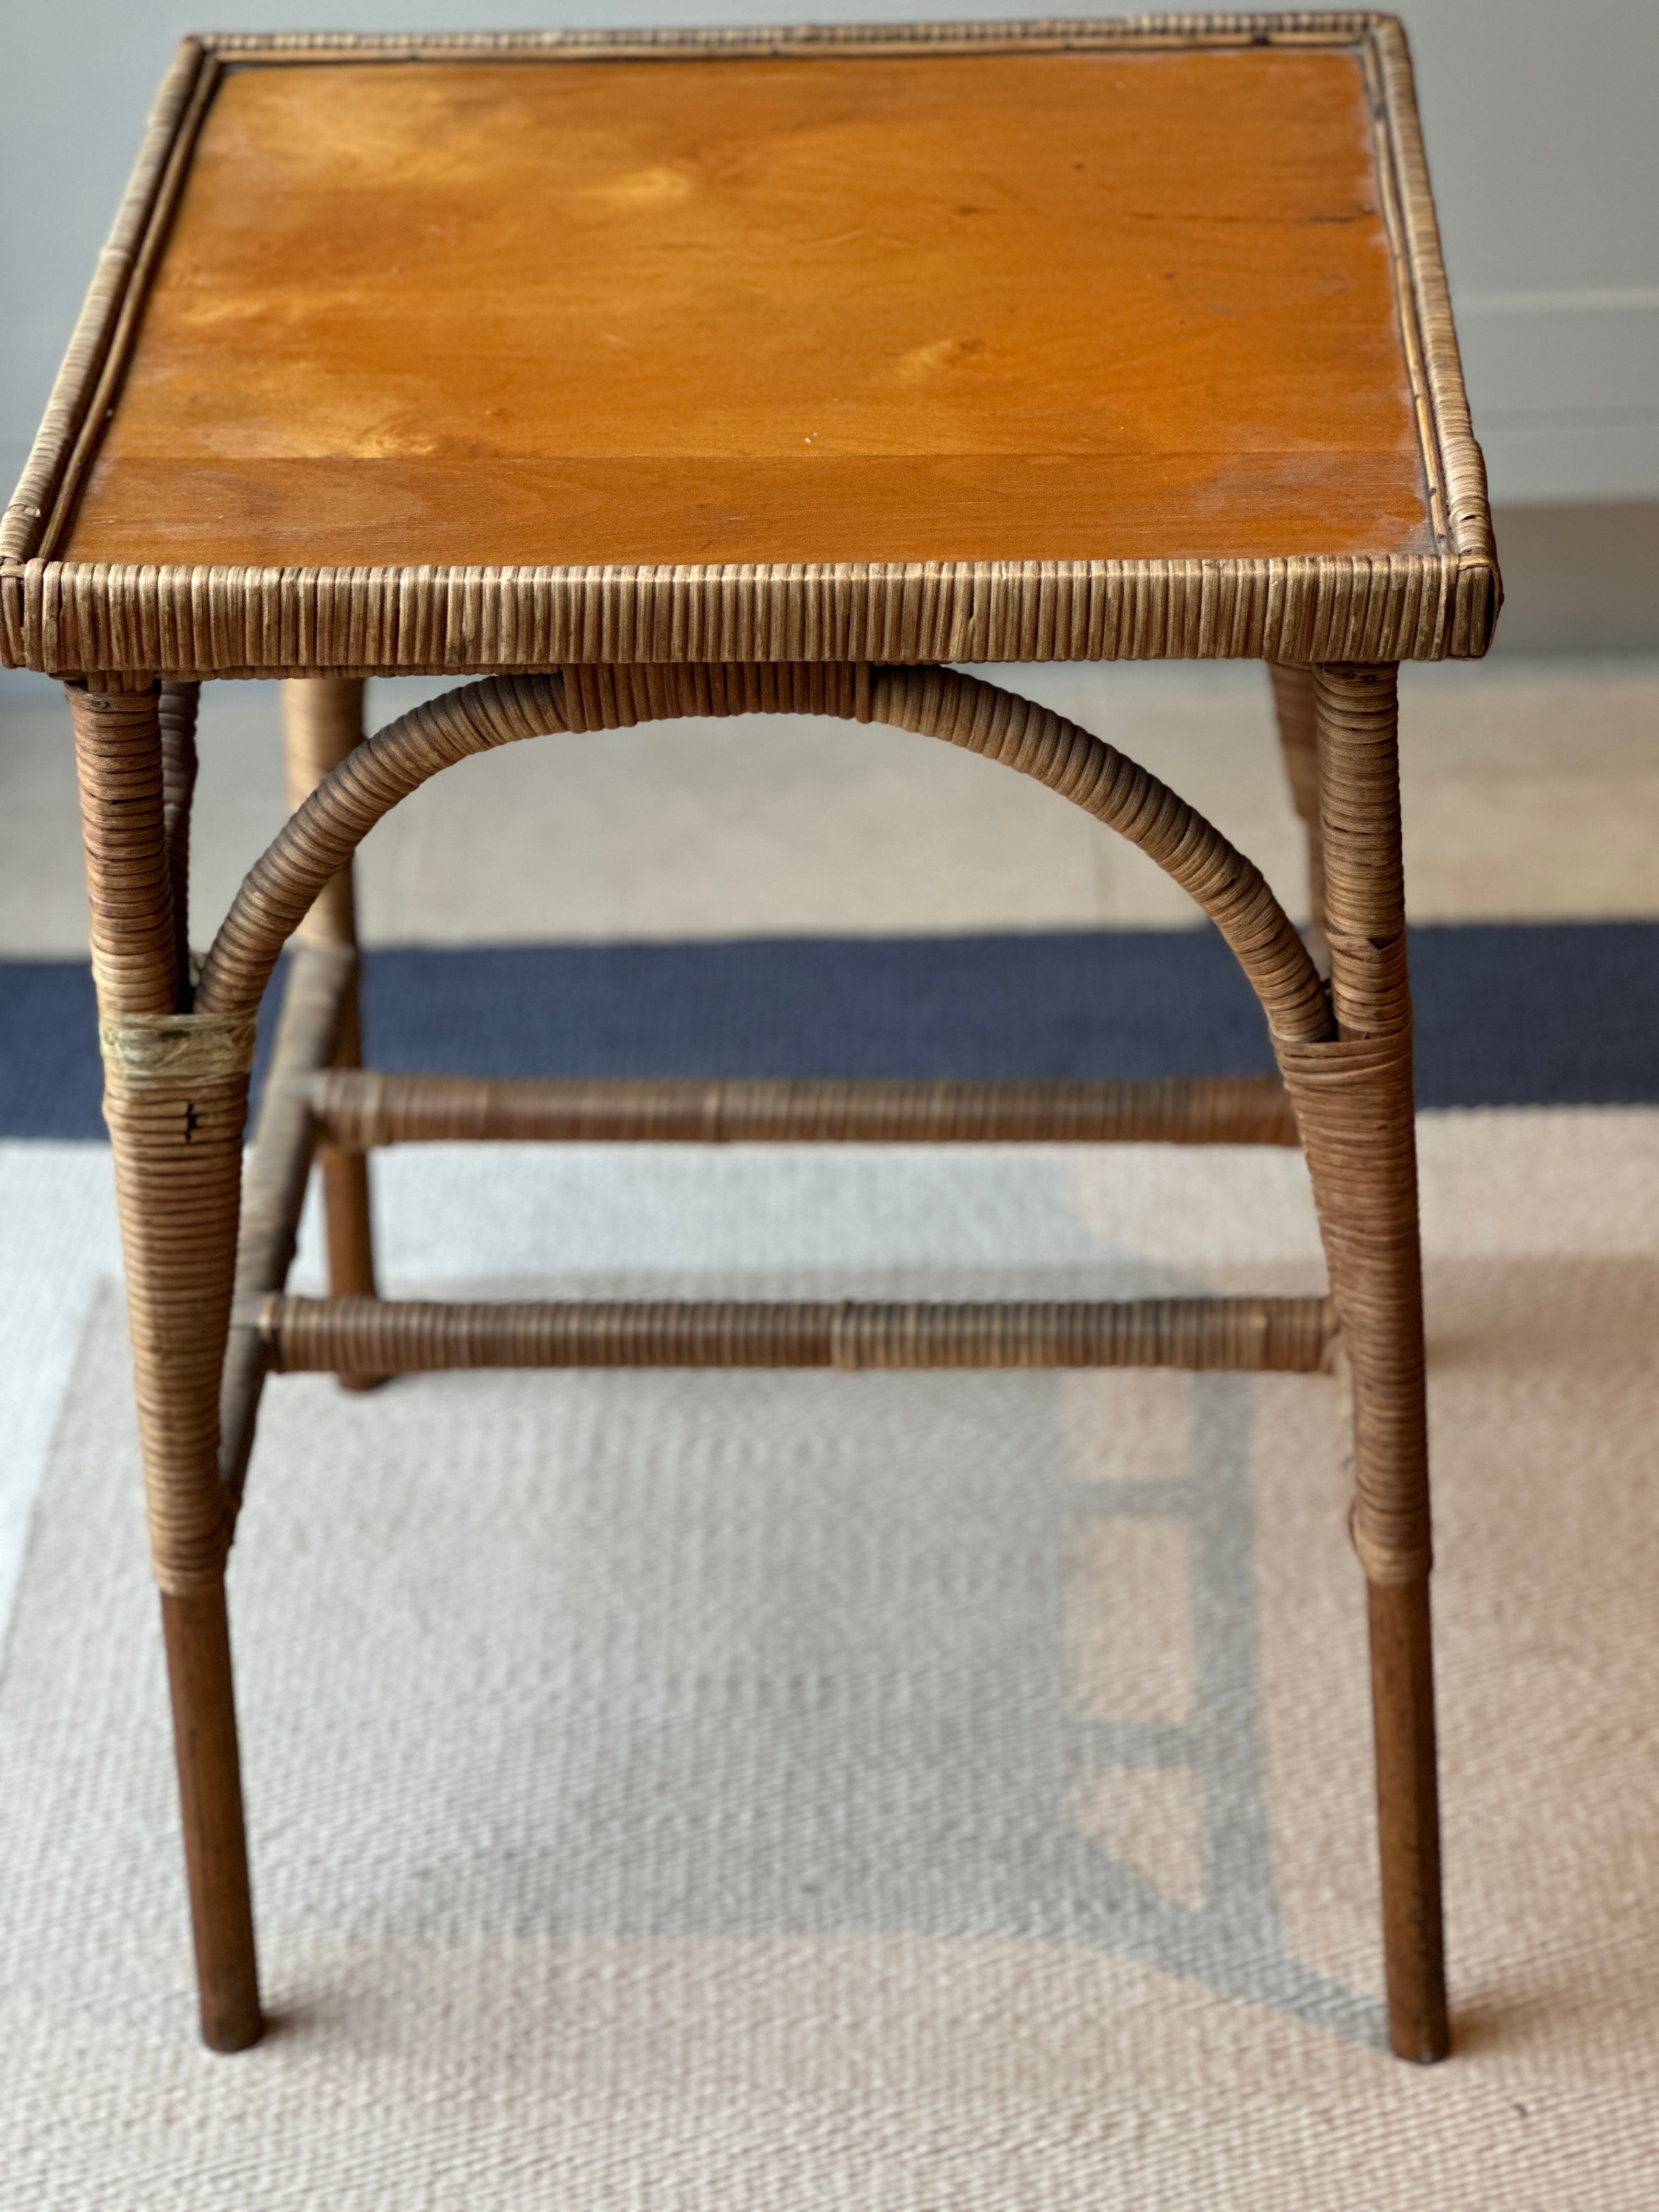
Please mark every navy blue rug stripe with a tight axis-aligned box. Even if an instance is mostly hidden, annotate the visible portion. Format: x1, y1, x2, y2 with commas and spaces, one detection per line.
5, 923, 1658, 1140
362, 932, 1280, 1084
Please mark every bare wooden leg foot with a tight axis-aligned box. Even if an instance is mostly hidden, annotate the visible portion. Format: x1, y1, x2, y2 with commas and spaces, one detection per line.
161, 1585, 262, 2051
283, 678, 381, 1387
1368, 1577, 1448, 2060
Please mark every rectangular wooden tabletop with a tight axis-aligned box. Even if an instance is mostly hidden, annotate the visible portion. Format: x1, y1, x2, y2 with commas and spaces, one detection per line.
3, 21, 1498, 672
70, 41, 1438, 569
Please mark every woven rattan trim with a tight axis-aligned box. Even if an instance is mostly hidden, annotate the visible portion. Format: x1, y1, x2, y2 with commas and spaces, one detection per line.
197, 18, 1403, 61
0, 15, 1498, 670
258, 1293, 1339, 1374
3, 553, 1497, 675
1365, 19, 1493, 567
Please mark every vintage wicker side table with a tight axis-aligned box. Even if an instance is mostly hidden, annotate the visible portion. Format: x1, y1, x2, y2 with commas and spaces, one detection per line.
1, 17, 1498, 2064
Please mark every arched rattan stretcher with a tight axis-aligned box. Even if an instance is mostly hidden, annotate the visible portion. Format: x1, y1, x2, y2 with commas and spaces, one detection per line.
190, 661, 1426, 1586
68, 654, 1441, 2067
198, 663, 1333, 1038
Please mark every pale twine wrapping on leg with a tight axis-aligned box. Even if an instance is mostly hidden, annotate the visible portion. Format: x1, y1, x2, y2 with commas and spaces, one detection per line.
101, 1012, 258, 1595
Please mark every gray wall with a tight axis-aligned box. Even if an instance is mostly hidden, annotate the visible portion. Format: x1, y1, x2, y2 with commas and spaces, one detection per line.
4, 3, 1656, 642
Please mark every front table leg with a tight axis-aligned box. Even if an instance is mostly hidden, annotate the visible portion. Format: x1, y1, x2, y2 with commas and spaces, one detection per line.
1311, 662, 1448, 2061
69, 680, 262, 2051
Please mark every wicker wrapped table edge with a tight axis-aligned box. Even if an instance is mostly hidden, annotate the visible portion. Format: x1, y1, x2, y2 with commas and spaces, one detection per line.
2, 15, 1497, 674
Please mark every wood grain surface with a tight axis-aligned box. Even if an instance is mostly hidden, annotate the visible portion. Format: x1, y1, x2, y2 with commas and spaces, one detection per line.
65, 48, 1434, 569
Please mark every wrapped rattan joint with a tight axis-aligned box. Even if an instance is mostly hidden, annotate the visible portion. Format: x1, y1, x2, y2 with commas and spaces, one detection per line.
99, 1009, 258, 1093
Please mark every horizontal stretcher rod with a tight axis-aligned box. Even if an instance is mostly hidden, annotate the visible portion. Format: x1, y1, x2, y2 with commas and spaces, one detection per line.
259, 1294, 1338, 1375
303, 1069, 1301, 1148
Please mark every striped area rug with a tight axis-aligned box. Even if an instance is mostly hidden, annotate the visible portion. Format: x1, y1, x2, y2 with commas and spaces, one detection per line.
2, 1115, 1656, 2207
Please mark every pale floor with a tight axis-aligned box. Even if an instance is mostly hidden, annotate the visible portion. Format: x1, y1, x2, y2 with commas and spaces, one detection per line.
1, 656, 1657, 956
8, 1115, 1659, 2208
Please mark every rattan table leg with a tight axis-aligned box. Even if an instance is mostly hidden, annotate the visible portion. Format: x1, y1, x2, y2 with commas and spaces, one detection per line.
69, 680, 262, 2052
283, 676, 380, 1386
1268, 664, 1330, 976
1308, 661, 1447, 2063
157, 681, 199, 996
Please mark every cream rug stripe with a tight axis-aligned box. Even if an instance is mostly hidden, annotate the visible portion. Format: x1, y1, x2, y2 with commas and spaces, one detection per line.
0, 1142, 120, 1634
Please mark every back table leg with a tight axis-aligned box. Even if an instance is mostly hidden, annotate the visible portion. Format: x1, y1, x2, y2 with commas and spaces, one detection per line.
1308, 662, 1448, 2062
1268, 662, 1330, 977
70, 680, 262, 2051
283, 678, 380, 1385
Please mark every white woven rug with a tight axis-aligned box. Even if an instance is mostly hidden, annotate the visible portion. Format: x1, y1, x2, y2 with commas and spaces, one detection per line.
2, 1118, 1657, 2207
